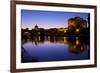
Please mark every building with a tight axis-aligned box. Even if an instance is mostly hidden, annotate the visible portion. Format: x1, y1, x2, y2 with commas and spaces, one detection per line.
68, 17, 88, 30
58, 28, 68, 33
67, 17, 89, 36
34, 24, 39, 30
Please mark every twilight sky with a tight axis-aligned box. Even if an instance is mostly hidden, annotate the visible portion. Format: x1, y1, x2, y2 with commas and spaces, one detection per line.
21, 10, 89, 29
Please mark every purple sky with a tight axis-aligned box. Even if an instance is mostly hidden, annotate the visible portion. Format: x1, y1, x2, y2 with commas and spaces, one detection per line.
21, 10, 89, 30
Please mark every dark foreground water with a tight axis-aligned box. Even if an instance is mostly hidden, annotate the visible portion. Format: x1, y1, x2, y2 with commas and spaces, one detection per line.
21, 36, 90, 63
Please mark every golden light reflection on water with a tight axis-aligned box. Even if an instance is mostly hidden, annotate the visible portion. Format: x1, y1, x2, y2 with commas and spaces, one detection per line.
22, 36, 89, 54
76, 39, 80, 45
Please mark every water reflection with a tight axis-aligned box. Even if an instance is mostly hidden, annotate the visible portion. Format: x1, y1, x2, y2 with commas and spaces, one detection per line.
21, 36, 90, 63
67, 37, 89, 54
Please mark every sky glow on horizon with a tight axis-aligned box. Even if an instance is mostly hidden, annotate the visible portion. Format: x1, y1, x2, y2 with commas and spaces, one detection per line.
21, 10, 89, 30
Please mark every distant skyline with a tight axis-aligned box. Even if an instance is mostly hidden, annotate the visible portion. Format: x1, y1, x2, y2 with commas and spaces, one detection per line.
21, 10, 89, 30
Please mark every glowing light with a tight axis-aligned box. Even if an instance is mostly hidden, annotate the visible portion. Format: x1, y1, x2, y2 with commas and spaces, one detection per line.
76, 29, 79, 32
76, 40, 79, 45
